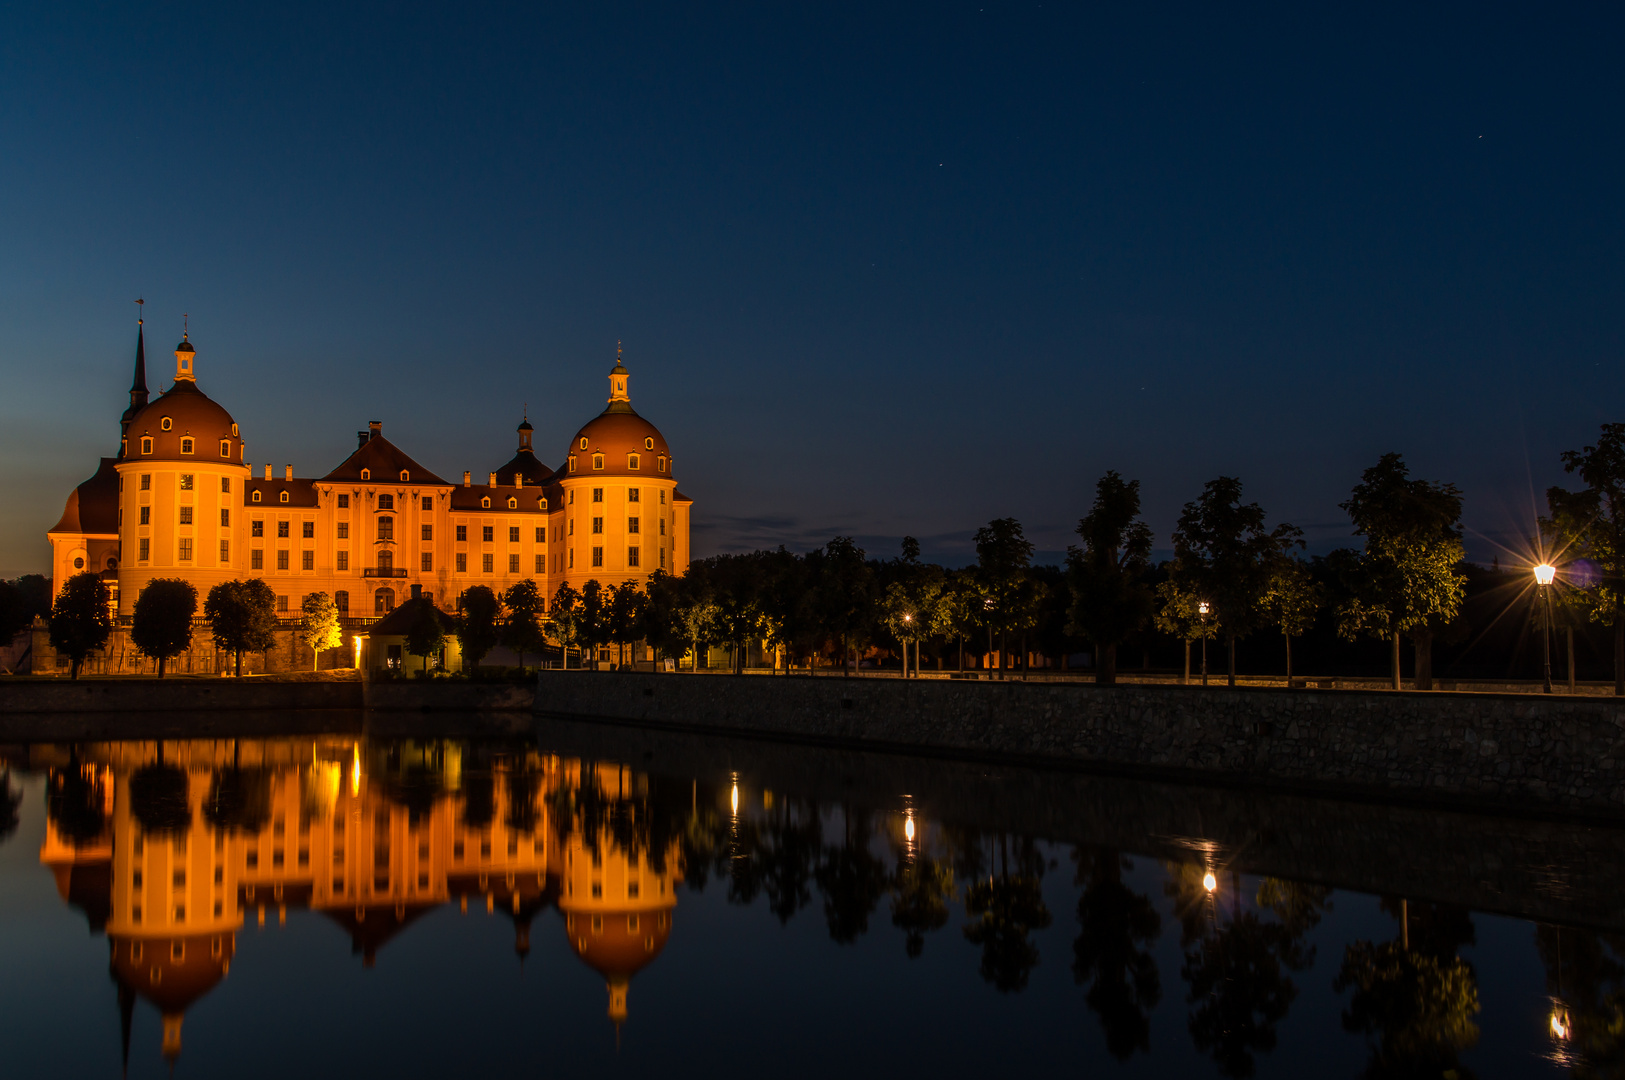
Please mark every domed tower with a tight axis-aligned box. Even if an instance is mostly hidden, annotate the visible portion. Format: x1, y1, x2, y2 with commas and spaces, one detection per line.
553, 350, 691, 591
112, 329, 251, 614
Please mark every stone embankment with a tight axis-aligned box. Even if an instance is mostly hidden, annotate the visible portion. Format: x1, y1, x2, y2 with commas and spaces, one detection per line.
534, 671, 1625, 819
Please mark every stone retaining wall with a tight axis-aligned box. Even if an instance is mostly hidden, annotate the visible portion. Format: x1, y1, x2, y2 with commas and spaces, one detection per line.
0, 677, 362, 715
533, 671, 1625, 818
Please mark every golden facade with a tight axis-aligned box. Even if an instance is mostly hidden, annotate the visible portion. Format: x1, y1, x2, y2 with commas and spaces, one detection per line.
48, 324, 693, 619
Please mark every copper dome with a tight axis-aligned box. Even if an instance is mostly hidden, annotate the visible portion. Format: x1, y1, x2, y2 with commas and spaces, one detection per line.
124, 382, 242, 464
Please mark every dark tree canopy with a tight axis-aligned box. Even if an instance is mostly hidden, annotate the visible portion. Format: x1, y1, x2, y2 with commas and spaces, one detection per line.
49, 572, 112, 679
130, 578, 198, 676
204, 579, 278, 677
1067, 472, 1155, 685
457, 586, 501, 670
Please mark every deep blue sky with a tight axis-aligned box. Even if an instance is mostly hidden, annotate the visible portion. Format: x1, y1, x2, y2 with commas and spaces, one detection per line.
2, 2, 1621, 575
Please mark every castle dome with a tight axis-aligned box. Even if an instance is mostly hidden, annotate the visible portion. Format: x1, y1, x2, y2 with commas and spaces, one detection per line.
124, 382, 242, 464
563, 353, 673, 480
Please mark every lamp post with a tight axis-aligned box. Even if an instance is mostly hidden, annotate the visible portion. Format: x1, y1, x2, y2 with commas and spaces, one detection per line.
1535, 564, 1556, 694
1198, 601, 1211, 687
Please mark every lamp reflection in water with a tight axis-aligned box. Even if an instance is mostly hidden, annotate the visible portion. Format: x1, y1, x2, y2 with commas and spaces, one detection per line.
730, 777, 739, 818
350, 744, 361, 797
1202, 871, 1217, 893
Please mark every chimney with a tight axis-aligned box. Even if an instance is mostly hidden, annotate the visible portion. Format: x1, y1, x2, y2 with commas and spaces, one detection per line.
488, 472, 497, 486
284, 465, 293, 481
357, 431, 369, 450
410, 583, 422, 600
514, 474, 523, 489
462, 471, 471, 487
368, 421, 382, 440
263, 464, 273, 480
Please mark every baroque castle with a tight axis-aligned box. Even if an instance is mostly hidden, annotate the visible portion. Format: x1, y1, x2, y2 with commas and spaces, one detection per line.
48, 320, 692, 623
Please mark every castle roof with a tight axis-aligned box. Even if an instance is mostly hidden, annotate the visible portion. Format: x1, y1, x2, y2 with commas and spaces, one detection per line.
321, 425, 449, 486
49, 458, 121, 536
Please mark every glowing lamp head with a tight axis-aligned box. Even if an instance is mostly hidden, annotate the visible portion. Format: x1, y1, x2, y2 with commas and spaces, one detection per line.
1198, 601, 1210, 617
1535, 563, 1557, 587
1202, 871, 1217, 893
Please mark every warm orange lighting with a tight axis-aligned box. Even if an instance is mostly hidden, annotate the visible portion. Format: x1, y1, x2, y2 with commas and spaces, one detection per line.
1202, 871, 1217, 892
350, 745, 361, 796
730, 782, 739, 817
353, 635, 362, 667
1198, 601, 1210, 616
904, 815, 915, 842
1535, 564, 1557, 587
1551, 1010, 1570, 1040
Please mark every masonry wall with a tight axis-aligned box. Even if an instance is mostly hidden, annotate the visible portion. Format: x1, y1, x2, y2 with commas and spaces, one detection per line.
27, 619, 355, 676
533, 671, 1625, 818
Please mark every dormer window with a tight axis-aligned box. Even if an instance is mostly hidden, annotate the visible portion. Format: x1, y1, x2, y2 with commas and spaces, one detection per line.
657, 455, 667, 473
141, 437, 153, 455
568, 456, 577, 473
593, 454, 604, 470
507, 497, 518, 509
644, 437, 654, 450
220, 440, 231, 457
279, 491, 289, 504
579, 437, 588, 451
360, 468, 371, 481
538, 497, 547, 510
481, 496, 491, 509
399, 470, 409, 482
160, 417, 173, 431
628, 453, 640, 470
252, 490, 262, 503
231, 424, 239, 436
180, 438, 194, 455
377, 493, 393, 510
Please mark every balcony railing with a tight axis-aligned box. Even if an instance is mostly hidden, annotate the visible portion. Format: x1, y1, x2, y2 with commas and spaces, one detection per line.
362, 567, 409, 578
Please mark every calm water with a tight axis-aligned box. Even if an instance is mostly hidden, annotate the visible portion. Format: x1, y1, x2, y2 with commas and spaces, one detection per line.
0, 717, 1619, 1078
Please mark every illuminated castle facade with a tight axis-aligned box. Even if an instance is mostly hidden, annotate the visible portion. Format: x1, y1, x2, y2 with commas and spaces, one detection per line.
48, 321, 692, 619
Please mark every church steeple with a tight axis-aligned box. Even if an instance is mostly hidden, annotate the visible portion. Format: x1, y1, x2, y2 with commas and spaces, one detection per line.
120, 310, 149, 440
605, 344, 634, 414
174, 317, 196, 382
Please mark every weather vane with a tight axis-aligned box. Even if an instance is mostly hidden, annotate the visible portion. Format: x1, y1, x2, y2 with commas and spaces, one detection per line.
134, 297, 143, 324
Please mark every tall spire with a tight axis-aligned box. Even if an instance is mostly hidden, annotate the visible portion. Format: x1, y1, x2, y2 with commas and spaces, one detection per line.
121, 301, 149, 441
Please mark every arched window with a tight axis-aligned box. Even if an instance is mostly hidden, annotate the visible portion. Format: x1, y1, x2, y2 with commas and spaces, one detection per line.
399, 470, 409, 482
593, 454, 604, 470
141, 437, 153, 455
377, 515, 394, 540
252, 490, 261, 503
360, 468, 371, 481
481, 496, 491, 509
375, 588, 395, 613
279, 491, 289, 503
628, 453, 640, 470
220, 440, 231, 457
505, 497, 515, 509
377, 493, 394, 510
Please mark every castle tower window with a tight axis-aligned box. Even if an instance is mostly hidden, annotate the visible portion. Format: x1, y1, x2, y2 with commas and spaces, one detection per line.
181, 438, 193, 454
336, 551, 348, 571
160, 417, 172, 431
179, 507, 193, 525
377, 493, 393, 510
140, 474, 151, 490
628, 517, 639, 534
508, 554, 520, 573
302, 551, 314, 571
645, 437, 654, 450
219, 540, 230, 562
139, 539, 149, 561
180, 474, 194, 491
251, 549, 263, 569
592, 454, 604, 470
141, 438, 153, 454
231, 424, 239, 436
628, 546, 639, 567
628, 488, 639, 502
140, 507, 150, 525
628, 453, 639, 470
221, 477, 231, 493
421, 552, 433, 572
579, 437, 588, 451
456, 553, 467, 572
591, 517, 602, 534
657, 455, 667, 472
421, 523, 432, 541
508, 526, 520, 542
534, 527, 544, 542
482, 525, 494, 542
568, 456, 576, 473
303, 521, 314, 538
220, 440, 231, 457
178, 539, 192, 561
592, 546, 603, 567
592, 488, 603, 503
277, 551, 289, 570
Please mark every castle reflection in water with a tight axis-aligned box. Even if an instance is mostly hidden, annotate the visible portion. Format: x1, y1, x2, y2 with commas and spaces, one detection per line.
35, 737, 682, 1067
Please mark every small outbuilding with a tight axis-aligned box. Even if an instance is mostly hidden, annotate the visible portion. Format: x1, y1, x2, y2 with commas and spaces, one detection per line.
361, 585, 460, 675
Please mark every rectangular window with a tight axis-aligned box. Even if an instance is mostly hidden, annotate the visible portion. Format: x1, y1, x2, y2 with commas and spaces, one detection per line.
628, 517, 639, 534
337, 493, 349, 508
592, 517, 603, 534
482, 526, 493, 542
534, 554, 544, 574
179, 507, 193, 525
181, 438, 194, 455
178, 539, 193, 561
251, 549, 263, 570
336, 550, 348, 571
277, 521, 289, 538
421, 524, 432, 541
139, 538, 150, 561
456, 553, 467, 572
378, 517, 394, 540
508, 526, 519, 542
568, 519, 574, 536
140, 474, 151, 490
482, 553, 493, 573
568, 549, 574, 569
277, 595, 289, 613
508, 554, 520, 573
335, 591, 348, 612
659, 517, 666, 535
221, 440, 231, 458
628, 488, 640, 502
534, 527, 544, 542
277, 550, 289, 571
660, 547, 665, 568
252, 520, 264, 537
592, 546, 603, 567
141, 437, 153, 454
139, 506, 150, 525
660, 490, 666, 504
421, 496, 433, 511
336, 522, 348, 539
221, 477, 231, 493
302, 521, 314, 538
628, 546, 639, 567
302, 550, 314, 571
456, 524, 467, 542
219, 540, 229, 561
421, 552, 433, 572
180, 474, 194, 491
220, 509, 230, 527
592, 488, 603, 502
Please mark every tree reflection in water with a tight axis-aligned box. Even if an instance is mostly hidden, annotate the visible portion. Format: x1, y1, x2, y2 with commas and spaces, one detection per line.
816, 808, 890, 944
890, 849, 953, 959
46, 753, 108, 847
1072, 848, 1161, 1059
129, 746, 191, 837
962, 834, 1051, 992
1335, 899, 1481, 1079
0, 768, 23, 845
1536, 925, 1625, 1077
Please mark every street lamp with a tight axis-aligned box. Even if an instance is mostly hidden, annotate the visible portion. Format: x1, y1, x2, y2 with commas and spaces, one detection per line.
1535, 564, 1556, 694
1197, 602, 1211, 687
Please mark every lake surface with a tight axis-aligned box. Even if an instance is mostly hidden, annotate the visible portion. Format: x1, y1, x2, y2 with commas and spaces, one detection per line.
0, 715, 1620, 1078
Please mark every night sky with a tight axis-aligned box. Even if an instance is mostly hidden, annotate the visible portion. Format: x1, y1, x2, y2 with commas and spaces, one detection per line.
2, 2, 1621, 577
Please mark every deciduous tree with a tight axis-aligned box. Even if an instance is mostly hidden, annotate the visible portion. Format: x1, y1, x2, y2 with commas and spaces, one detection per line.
130, 578, 197, 677
299, 591, 342, 671
501, 580, 549, 670
457, 586, 501, 671
1067, 472, 1155, 685
1546, 423, 1625, 695
49, 572, 113, 679
204, 579, 278, 678
1263, 558, 1322, 682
